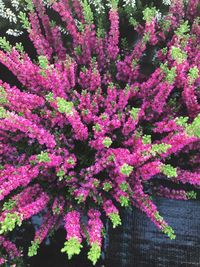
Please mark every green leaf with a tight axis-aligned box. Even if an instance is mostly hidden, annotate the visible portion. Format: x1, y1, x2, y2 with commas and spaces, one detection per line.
186, 190, 197, 199
160, 164, 177, 178
0, 37, 12, 52
130, 107, 140, 120
88, 242, 101, 265
151, 143, 171, 156
15, 42, 24, 53
18, 12, 30, 29
142, 135, 152, 144
3, 199, 16, 211
0, 86, 7, 104
102, 137, 112, 148
175, 21, 190, 38
119, 195, 130, 207
171, 46, 187, 64
28, 239, 40, 257
57, 97, 74, 115
81, 0, 94, 24
37, 152, 50, 163
120, 163, 133, 176
38, 55, 49, 69
61, 238, 82, 259
162, 225, 176, 240
108, 212, 121, 228
142, 7, 157, 23
186, 113, 200, 138
103, 182, 112, 191
175, 116, 189, 127
0, 107, 8, 118
0, 213, 22, 234
119, 182, 129, 192
188, 66, 199, 83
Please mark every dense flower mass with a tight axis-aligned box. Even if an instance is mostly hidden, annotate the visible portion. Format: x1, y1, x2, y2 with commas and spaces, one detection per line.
0, 0, 199, 265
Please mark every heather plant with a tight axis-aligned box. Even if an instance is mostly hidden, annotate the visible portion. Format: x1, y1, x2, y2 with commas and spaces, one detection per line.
0, 0, 199, 265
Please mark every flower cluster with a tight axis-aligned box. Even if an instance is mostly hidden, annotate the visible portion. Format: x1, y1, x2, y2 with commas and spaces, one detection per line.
0, 0, 199, 265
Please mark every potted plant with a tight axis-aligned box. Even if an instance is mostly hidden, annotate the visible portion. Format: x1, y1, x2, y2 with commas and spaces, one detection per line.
0, 0, 199, 266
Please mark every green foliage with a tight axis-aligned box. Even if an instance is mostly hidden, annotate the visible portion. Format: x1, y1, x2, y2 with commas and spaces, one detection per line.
142, 7, 156, 23
0, 37, 12, 52
130, 107, 140, 120
142, 135, 152, 144
160, 164, 177, 178
162, 225, 176, 240
45, 92, 54, 102
0, 107, 8, 118
18, 12, 30, 29
186, 113, 200, 138
175, 20, 190, 38
88, 242, 101, 265
38, 55, 49, 69
82, 0, 94, 24
74, 45, 82, 56
67, 157, 75, 165
188, 66, 199, 83
151, 143, 171, 156
93, 123, 101, 132
102, 137, 112, 148
0, 86, 7, 104
15, 42, 24, 53
129, 17, 138, 27
119, 195, 130, 207
28, 239, 40, 257
103, 182, 112, 191
108, 212, 121, 228
57, 97, 74, 115
120, 163, 133, 176
61, 238, 82, 259
37, 152, 50, 163
175, 116, 189, 127
25, 0, 34, 11
56, 169, 65, 180
186, 190, 197, 199
3, 199, 16, 211
171, 46, 187, 64
119, 182, 129, 192
160, 63, 176, 84
0, 213, 22, 234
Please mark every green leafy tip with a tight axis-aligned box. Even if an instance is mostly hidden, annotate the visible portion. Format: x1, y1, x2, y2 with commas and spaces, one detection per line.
171, 46, 187, 64
0, 37, 12, 52
142, 7, 157, 23
162, 225, 176, 240
45, 92, 54, 102
119, 195, 130, 207
61, 238, 82, 259
160, 164, 177, 178
57, 97, 74, 115
130, 107, 140, 120
18, 12, 31, 29
175, 21, 190, 38
108, 212, 121, 228
103, 182, 112, 191
102, 137, 112, 148
3, 199, 16, 211
0, 86, 7, 104
0, 213, 22, 234
186, 190, 197, 200
160, 63, 176, 84
82, 0, 94, 24
151, 143, 171, 156
142, 135, 152, 144
120, 163, 133, 176
186, 113, 200, 138
28, 239, 40, 257
119, 182, 129, 192
0, 107, 8, 118
38, 55, 49, 69
37, 152, 50, 163
175, 116, 189, 127
87, 242, 101, 265
188, 66, 199, 83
